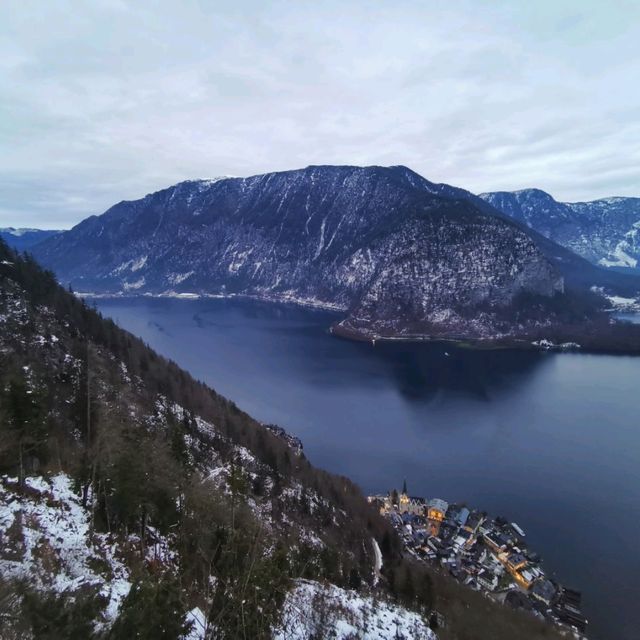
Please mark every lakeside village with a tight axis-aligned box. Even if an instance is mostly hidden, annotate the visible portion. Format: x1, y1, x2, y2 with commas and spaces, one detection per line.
367, 483, 588, 637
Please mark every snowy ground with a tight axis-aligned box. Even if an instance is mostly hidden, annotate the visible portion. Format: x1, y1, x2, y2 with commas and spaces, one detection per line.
0, 473, 131, 627
606, 294, 640, 311
273, 579, 436, 640
1, 475, 436, 639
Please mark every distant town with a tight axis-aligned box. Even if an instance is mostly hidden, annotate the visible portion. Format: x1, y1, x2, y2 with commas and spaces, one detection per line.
368, 482, 588, 637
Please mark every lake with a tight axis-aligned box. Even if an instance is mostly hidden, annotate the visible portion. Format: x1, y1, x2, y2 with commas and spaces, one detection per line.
95, 296, 640, 640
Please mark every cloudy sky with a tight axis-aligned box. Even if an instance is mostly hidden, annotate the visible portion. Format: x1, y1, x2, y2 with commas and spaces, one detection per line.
1, 0, 639, 228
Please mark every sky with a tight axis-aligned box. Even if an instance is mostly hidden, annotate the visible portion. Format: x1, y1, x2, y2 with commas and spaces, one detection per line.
1, 0, 639, 229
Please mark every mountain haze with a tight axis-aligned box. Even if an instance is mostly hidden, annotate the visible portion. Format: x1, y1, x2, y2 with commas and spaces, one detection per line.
0, 227, 61, 251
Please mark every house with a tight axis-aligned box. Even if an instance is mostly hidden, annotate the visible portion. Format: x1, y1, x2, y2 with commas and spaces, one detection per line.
554, 588, 588, 634
427, 498, 448, 520
506, 552, 528, 572
446, 505, 470, 527
464, 511, 485, 534
452, 529, 473, 552
483, 531, 507, 553
427, 498, 449, 535
477, 569, 499, 591
456, 507, 470, 527
514, 568, 535, 590
452, 534, 467, 552
531, 579, 556, 606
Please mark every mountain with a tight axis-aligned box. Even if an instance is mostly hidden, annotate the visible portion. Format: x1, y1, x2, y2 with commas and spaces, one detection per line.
399, 181, 640, 296
34, 164, 640, 343
479, 189, 640, 270
0, 227, 62, 251
0, 238, 566, 639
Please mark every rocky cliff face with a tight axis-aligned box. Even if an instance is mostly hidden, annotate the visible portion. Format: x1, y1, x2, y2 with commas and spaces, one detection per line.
480, 189, 640, 270
339, 214, 563, 338
34, 165, 569, 339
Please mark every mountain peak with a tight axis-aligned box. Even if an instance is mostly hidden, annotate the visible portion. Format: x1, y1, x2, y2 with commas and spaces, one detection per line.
480, 187, 640, 270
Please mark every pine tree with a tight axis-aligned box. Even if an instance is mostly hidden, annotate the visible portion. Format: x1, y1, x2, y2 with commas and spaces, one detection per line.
1, 369, 48, 483
108, 573, 191, 640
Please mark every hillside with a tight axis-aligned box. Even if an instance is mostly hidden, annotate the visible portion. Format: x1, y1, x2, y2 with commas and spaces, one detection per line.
480, 190, 640, 270
33, 165, 623, 342
400, 179, 640, 297
0, 239, 570, 638
32, 165, 640, 346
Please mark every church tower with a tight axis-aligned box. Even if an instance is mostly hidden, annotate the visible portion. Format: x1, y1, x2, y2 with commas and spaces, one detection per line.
399, 478, 410, 512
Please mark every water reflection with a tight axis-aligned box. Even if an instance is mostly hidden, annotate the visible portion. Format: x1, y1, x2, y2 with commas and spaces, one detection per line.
364, 342, 550, 402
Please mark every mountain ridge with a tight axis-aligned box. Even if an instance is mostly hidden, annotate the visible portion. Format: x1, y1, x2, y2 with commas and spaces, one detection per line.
479, 188, 640, 270
0, 227, 62, 252
31, 164, 640, 346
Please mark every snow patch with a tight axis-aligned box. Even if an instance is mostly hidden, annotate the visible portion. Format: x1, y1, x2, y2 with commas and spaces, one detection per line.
167, 271, 195, 285
0, 474, 131, 627
274, 579, 436, 640
184, 607, 207, 639
123, 277, 145, 291
130, 255, 148, 272
598, 244, 638, 268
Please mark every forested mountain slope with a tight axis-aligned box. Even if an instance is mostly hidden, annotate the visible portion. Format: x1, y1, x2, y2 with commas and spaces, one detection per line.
0, 240, 566, 638
402, 178, 640, 296
34, 165, 626, 341
480, 189, 640, 271
0, 239, 425, 638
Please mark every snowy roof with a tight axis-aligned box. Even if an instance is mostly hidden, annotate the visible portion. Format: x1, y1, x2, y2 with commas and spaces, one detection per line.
428, 498, 449, 512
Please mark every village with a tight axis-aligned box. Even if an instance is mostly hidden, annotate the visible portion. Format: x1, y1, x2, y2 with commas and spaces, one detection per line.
368, 483, 588, 637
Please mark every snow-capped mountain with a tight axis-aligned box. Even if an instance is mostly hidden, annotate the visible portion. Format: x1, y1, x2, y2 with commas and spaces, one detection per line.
479, 189, 640, 270
32, 165, 640, 341
0, 227, 61, 251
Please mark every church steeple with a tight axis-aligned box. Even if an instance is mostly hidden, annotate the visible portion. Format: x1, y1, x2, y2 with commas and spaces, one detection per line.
399, 478, 410, 511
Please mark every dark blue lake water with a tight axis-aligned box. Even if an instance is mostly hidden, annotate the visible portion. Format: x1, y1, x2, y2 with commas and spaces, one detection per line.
95, 297, 640, 640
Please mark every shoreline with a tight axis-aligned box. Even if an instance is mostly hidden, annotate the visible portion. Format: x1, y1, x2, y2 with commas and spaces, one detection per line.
331, 320, 640, 356
76, 289, 348, 313
78, 290, 640, 356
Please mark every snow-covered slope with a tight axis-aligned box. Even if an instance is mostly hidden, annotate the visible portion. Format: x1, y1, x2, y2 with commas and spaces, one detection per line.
1, 475, 436, 639
479, 190, 640, 269
274, 579, 436, 640
0, 474, 131, 628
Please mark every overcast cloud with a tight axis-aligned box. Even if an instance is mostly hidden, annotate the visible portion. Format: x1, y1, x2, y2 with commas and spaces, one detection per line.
1, 0, 639, 228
